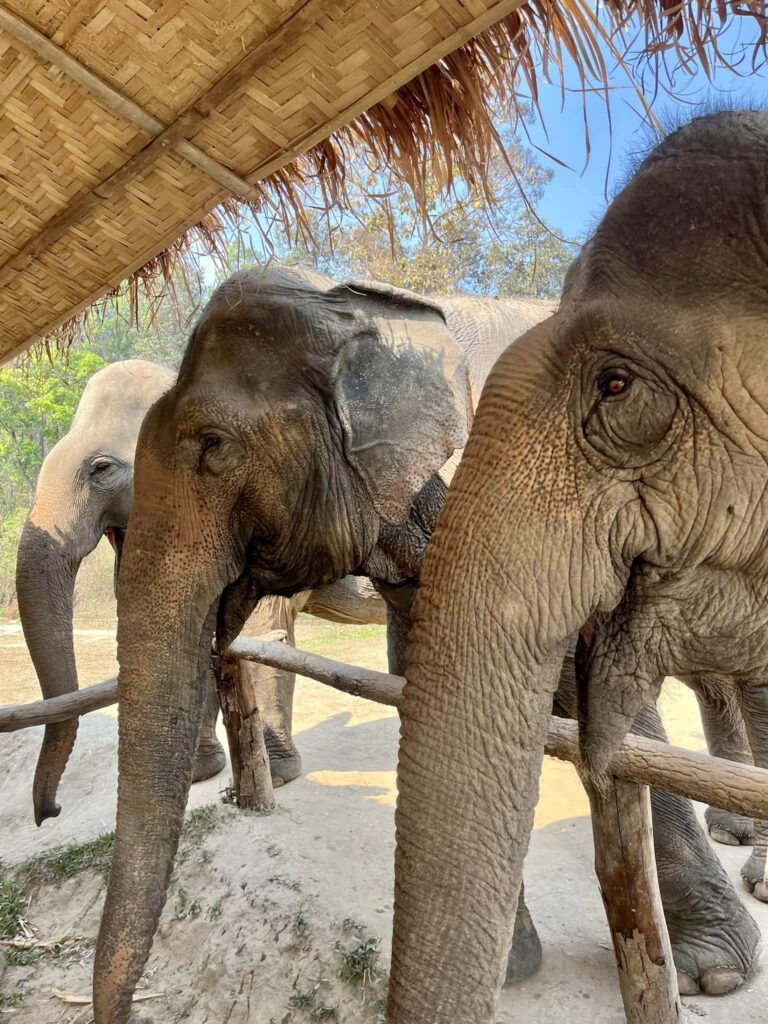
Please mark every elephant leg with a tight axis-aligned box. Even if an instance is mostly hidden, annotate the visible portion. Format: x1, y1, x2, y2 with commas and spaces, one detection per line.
192, 675, 226, 782
504, 881, 542, 985
686, 674, 755, 846
555, 663, 761, 996
736, 683, 768, 902
243, 593, 309, 787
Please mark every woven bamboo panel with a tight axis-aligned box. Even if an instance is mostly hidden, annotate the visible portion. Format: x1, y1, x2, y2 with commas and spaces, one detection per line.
0, 0, 522, 361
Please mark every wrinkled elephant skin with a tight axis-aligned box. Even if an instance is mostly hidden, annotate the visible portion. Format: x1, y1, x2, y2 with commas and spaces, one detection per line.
391, 109, 768, 1021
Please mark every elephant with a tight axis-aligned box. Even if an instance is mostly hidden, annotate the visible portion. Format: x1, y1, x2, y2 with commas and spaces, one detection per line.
16, 357, 384, 827
89, 261, 760, 1021
12, 359, 226, 827
386, 108, 768, 1022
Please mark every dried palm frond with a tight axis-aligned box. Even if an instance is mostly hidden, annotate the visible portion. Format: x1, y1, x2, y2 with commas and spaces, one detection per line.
43, 0, 768, 352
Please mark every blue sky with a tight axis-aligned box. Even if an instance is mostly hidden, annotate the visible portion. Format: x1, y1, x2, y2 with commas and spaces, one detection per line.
520, 18, 767, 241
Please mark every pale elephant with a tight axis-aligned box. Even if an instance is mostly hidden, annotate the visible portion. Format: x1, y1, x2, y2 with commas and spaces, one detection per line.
89, 264, 759, 1022
388, 108, 768, 1021
16, 358, 384, 827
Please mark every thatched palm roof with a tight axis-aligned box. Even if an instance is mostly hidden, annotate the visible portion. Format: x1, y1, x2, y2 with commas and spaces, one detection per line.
0, 0, 764, 363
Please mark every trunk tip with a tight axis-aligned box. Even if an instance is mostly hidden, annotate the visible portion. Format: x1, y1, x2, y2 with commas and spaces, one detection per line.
33, 793, 62, 827
578, 732, 614, 794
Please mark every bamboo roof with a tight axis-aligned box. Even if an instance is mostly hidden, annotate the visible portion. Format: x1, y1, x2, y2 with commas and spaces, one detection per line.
0, 0, 764, 363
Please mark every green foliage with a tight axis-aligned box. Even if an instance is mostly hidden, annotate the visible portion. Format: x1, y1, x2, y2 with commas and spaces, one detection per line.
336, 935, 381, 988
173, 886, 202, 921
288, 971, 338, 1021
255, 129, 577, 300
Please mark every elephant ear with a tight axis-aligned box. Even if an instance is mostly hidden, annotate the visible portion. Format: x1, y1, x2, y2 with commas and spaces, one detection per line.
329, 280, 471, 524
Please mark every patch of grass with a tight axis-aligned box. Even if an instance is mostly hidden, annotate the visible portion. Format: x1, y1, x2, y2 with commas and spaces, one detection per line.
310, 1006, 338, 1022
287, 971, 338, 1021
339, 917, 365, 936
288, 990, 315, 1009
16, 832, 114, 888
367, 993, 387, 1022
177, 804, 222, 860
0, 863, 25, 940
292, 906, 309, 936
173, 887, 202, 921
0, 988, 26, 1024
2, 947, 43, 968
206, 898, 223, 921
300, 623, 386, 657
12, 805, 223, 894
336, 935, 381, 988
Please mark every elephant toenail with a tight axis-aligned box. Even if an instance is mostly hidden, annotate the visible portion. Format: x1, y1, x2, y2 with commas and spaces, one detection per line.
676, 972, 700, 996
700, 968, 745, 995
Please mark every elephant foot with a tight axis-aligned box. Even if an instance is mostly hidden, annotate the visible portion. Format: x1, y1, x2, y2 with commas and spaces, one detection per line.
268, 745, 302, 788
192, 740, 226, 783
741, 846, 768, 902
503, 890, 542, 985
662, 871, 762, 995
705, 806, 755, 847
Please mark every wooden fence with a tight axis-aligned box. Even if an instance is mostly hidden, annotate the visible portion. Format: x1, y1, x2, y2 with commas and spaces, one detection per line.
2, 635, 768, 1024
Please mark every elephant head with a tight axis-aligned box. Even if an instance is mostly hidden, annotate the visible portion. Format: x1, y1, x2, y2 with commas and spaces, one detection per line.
93, 266, 473, 1020
388, 108, 768, 1021
16, 359, 174, 826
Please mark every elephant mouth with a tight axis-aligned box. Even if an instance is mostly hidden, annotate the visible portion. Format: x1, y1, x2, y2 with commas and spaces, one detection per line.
104, 527, 125, 553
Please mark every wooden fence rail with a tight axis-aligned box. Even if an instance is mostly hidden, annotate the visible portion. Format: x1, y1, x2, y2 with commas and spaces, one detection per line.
3, 637, 768, 821
3, 635, 767, 1024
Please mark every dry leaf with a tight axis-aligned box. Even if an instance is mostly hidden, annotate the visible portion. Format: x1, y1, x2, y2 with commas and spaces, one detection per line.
52, 990, 164, 1005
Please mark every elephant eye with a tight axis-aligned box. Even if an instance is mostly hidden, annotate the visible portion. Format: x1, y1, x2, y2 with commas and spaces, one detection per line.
91, 458, 112, 475
196, 431, 243, 477
200, 434, 222, 453
598, 370, 632, 399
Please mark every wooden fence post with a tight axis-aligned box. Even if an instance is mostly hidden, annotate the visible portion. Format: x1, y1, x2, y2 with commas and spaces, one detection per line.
586, 776, 684, 1024
214, 652, 274, 812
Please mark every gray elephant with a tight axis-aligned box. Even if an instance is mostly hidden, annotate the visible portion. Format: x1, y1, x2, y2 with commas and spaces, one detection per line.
13, 360, 225, 827
386, 108, 768, 1022
88, 264, 760, 1022
16, 358, 384, 827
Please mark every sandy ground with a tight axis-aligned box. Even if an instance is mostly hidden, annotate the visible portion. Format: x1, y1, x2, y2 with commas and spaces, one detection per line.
1, 618, 767, 1022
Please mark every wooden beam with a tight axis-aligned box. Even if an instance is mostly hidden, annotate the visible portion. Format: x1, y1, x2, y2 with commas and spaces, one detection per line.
0, 0, 321, 288
228, 635, 404, 708
0, 0, 529, 302
0, 2, 266, 287
215, 652, 275, 812
0, 676, 117, 731
587, 778, 684, 1024
4, 641, 768, 825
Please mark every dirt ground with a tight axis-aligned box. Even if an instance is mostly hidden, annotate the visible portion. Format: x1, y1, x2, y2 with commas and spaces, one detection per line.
1, 616, 767, 1023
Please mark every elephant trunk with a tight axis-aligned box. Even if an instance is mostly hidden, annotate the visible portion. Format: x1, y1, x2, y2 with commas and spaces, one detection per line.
388, 336, 625, 1022
93, 472, 229, 1024
16, 514, 93, 825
